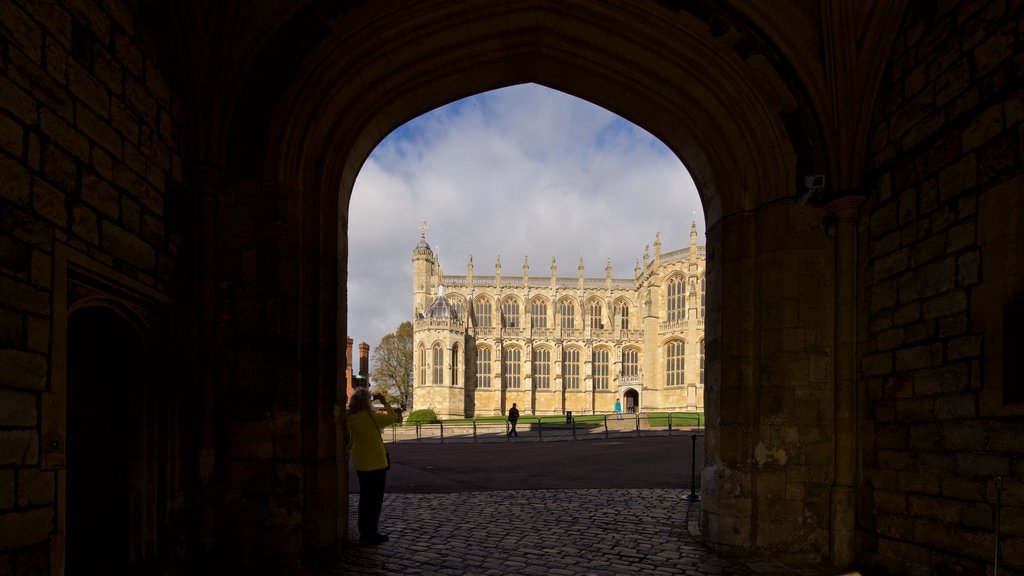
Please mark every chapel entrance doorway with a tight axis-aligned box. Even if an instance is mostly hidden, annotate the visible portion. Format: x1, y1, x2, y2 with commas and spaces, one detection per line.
624, 389, 639, 414
66, 306, 143, 575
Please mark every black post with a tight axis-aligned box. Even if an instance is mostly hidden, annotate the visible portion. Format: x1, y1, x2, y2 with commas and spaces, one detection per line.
686, 432, 700, 501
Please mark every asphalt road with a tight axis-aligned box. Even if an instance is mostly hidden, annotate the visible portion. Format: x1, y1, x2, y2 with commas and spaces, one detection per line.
349, 435, 705, 493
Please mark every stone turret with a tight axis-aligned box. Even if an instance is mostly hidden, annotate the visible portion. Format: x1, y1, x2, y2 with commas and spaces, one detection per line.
412, 224, 435, 317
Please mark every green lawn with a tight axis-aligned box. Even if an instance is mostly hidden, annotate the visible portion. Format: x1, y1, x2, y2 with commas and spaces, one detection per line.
397, 412, 704, 427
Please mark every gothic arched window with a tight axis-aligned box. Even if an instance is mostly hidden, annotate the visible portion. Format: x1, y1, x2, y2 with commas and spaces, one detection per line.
533, 348, 551, 389
451, 343, 459, 387
501, 298, 519, 328
563, 348, 580, 389
418, 344, 426, 386
620, 302, 629, 330
531, 299, 547, 329
559, 300, 575, 330
432, 343, 444, 386
503, 347, 521, 388
475, 297, 492, 328
666, 340, 685, 387
622, 348, 638, 378
667, 276, 686, 323
476, 346, 491, 388
593, 349, 609, 389
589, 300, 603, 329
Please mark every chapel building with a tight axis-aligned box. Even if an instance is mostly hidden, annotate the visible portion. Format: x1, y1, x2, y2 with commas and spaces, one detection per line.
412, 223, 706, 419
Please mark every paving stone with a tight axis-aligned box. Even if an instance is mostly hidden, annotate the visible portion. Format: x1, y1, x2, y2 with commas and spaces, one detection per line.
313, 489, 837, 576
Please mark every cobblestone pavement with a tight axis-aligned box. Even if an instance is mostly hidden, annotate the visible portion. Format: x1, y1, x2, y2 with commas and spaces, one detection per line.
315, 489, 839, 576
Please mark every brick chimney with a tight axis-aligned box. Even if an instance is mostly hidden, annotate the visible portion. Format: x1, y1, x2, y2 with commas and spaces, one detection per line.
359, 342, 370, 381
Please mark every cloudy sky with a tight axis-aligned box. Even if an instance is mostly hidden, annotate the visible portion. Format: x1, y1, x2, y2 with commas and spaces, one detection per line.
348, 83, 704, 351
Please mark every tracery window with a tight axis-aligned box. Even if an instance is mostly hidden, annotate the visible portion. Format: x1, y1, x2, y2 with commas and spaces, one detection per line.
531, 299, 547, 329
666, 340, 685, 387
699, 339, 705, 386
622, 348, 638, 378
448, 296, 466, 320
475, 298, 492, 328
418, 344, 426, 386
701, 276, 706, 319
452, 343, 459, 387
667, 276, 686, 322
501, 299, 519, 328
533, 348, 551, 389
620, 303, 629, 330
563, 348, 580, 389
593, 349, 609, 390
589, 301, 603, 329
559, 300, 575, 330
432, 343, 444, 386
476, 347, 491, 388
503, 347, 521, 389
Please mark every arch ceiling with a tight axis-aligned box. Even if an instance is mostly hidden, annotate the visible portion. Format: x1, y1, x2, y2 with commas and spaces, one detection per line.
154, 0, 904, 220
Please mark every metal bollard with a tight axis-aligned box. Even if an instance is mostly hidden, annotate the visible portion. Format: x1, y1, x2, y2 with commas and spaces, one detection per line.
685, 432, 700, 501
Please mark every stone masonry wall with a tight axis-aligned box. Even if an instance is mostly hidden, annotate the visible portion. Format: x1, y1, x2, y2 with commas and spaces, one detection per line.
860, 0, 1023, 573
0, 0, 185, 572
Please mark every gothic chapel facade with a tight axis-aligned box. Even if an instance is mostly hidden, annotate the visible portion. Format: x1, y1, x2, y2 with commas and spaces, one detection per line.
412, 224, 707, 418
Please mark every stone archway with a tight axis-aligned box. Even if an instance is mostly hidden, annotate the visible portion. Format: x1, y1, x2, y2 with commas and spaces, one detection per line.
623, 389, 639, 414
202, 0, 841, 565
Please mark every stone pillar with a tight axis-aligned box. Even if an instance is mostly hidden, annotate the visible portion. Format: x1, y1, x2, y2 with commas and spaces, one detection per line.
827, 195, 864, 568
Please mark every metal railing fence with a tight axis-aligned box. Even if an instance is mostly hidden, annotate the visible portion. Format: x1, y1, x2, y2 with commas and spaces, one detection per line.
380, 412, 703, 444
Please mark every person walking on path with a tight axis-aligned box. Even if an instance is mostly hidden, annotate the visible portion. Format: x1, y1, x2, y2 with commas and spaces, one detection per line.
507, 403, 520, 438
347, 388, 397, 545
614, 399, 623, 419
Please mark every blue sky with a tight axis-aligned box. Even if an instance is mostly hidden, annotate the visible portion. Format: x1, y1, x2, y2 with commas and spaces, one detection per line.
348, 83, 704, 351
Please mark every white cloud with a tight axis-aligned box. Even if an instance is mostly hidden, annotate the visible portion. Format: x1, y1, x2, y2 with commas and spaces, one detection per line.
348, 83, 704, 350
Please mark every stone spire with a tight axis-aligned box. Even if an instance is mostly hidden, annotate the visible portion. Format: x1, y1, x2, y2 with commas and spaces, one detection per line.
578, 256, 585, 279
523, 255, 529, 279
690, 221, 698, 248
654, 231, 662, 259
605, 257, 612, 279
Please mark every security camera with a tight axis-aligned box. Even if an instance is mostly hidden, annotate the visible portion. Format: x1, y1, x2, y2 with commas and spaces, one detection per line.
803, 174, 825, 190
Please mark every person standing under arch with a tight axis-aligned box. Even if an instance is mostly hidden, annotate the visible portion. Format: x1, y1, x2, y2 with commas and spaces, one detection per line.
347, 388, 397, 545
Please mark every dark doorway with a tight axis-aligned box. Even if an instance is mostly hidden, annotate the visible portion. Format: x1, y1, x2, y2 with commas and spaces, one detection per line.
624, 389, 639, 414
67, 306, 144, 575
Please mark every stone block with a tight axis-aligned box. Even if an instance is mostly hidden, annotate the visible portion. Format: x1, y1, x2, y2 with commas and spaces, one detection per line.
957, 250, 980, 286
937, 154, 976, 202
81, 173, 120, 219
908, 494, 961, 523
77, 102, 122, 155
955, 452, 1009, 477
940, 419, 985, 450
0, 390, 36, 427
0, 349, 46, 390
935, 393, 976, 419
31, 179, 67, 227
0, 3, 42, 62
0, 506, 53, 550
962, 102, 1005, 151
71, 205, 99, 245
23, 316, 45, 353
961, 502, 991, 529
0, 207, 49, 251
973, 25, 1014, 77
922, 291, 966, 320
978, 131, 1019, 184
0, 430, 38, 465
17, 469, 53, 507
894, 343, 943, 372
942, 475, 986, 501
102, 220, 155, 270
0, 310, 21, 348
0, 154, 31, 206
0, 115, 23, 159
896, 469, 941, 494
0, 470, 12, 510
39, 140, 78, 194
